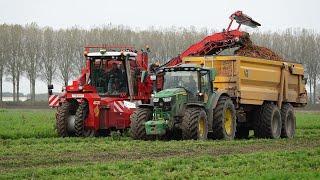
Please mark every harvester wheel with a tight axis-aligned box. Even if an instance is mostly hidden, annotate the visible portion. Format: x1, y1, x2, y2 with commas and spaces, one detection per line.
280, 103, 295, 138
254, 103, 281, 139
130, 108, 153, 140
57, 102, 71, 137
74, 101, 96, 137
210, 96, 236, 140
235, 125, 249, 139
181, 107, 208, 140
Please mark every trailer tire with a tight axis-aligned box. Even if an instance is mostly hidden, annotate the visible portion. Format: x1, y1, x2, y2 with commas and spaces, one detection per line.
281, 103, 295, 138
57, 102, 71, 137
130, 108, 153, 140
74, 101, 96, 137
210, 96, 236, 140
235, 126, 249, 139
181, 107, 208, 140
254, 103, 281, 139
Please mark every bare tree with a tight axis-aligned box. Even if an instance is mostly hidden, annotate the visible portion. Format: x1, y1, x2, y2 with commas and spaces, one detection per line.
0, 24, 10, 102
40, 27, 57, 85
24, 23, 42, 102
56, 29, 76, 85
4, 25, 24, 101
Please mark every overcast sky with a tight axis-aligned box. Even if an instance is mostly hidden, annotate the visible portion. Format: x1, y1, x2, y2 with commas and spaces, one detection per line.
0, 0, 318, 95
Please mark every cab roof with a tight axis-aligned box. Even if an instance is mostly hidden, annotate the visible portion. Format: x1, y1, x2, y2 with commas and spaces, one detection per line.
159, 64, 212, 72
87, 51, 137, 57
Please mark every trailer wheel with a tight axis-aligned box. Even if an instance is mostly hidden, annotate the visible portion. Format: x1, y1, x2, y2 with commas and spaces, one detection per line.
210, 96, 236, 140
130, 108, 153, 140
181, 107, 208, 140
235, 125, 249, 139
254, 103, 281, 139
57, 102, 72, 137
74, 101, 96, 137
281, 103, 295, 138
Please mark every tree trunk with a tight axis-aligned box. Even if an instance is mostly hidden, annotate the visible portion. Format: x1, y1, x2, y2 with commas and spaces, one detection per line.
313, 74, 317, 104
12, 75, 16, 102
309, 77, 313, 104
16, 72, 20, 101
32, 78, 36, 102
0, 68, 2, 102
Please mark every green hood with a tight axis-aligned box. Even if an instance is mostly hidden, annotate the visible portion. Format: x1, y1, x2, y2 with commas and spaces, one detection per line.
154, 88, 186, 98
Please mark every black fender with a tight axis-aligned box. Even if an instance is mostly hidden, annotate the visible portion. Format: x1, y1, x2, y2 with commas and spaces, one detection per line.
138, 104, 154, 109
207, 92, 229, 132
186, 103, 205, 109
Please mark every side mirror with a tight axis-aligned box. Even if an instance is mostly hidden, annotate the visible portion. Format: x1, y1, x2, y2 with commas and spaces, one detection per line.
303, 77, 308, 85
141, 70, 148, 83
48, 84, 54, 95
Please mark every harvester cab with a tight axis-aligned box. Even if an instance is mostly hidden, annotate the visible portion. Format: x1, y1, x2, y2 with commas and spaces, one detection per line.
86, 49, 136, 98
130, 64, 236, 140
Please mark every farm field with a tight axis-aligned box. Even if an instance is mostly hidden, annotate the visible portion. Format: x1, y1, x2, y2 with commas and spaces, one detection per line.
0, 109, 320, 179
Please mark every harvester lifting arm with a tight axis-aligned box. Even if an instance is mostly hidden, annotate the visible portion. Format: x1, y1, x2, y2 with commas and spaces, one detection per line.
160, 11, 261, 68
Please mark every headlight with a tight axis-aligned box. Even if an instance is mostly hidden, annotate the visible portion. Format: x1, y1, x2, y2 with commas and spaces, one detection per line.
150, 75, 156, 81
153, 98, 159, 103
163, 97, 172, 102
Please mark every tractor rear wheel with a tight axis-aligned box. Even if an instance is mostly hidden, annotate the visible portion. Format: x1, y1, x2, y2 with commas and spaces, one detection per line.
130, 108, 153, 140
210, 96, 236, 140
281, 103, 295, 138
181, 107, 208, 140
254, 103, 281, 139
74, 101, 96, 137
57, 102, 71, 137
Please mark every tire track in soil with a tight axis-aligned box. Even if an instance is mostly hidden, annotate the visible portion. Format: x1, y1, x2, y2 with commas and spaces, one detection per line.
1, 139, 319, 173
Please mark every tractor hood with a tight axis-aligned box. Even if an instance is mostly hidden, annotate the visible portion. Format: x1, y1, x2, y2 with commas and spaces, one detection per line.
154, 88, 187, 98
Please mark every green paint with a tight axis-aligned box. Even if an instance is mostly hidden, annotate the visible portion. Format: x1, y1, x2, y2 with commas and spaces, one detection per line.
145, 121, 167, 135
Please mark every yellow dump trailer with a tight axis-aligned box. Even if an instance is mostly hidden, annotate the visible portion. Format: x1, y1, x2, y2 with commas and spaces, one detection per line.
183, 55, 307, 139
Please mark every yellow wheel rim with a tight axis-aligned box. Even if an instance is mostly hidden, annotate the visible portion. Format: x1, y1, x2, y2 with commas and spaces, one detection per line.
224, 108, 232, 135
198, 117, 205, 138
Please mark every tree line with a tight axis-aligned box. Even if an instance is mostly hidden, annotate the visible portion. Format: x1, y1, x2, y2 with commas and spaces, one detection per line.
0, 23, 319, 103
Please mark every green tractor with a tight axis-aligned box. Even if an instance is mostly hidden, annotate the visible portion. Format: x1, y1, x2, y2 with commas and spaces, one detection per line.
130, 64, 237, 140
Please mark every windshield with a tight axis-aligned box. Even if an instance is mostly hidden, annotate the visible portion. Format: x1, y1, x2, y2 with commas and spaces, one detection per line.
163, 71, 198, 94
90, 58, 128, 96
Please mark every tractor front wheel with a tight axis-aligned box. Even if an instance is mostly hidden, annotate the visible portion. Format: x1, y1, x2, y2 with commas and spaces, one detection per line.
130, 108, 153, 140
181, 107, 208, 140
74, 101, 96, 137
210, 96, 236, 140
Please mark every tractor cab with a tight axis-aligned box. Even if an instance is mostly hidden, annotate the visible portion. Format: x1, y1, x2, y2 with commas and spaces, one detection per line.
155, 64, 216, 106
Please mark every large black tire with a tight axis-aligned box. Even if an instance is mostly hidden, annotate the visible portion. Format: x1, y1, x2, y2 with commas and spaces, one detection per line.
254, 103, 281, 139
210, 96, 236, 140
56, 102, 71, 137
235, 125, 249, 139
74, 101, 96, 137
181, 107, 208, 140
281, 103, 295, 138
130, 108, 153, 140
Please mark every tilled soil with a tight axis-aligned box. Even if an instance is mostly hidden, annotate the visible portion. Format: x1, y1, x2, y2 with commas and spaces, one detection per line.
1, 137, 319, 172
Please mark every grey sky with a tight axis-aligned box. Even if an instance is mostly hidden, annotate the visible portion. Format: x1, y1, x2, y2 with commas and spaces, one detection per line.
0, 0, 317, 95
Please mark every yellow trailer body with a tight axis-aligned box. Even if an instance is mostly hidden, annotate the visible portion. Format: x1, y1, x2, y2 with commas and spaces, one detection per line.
182, 56, 307, 108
